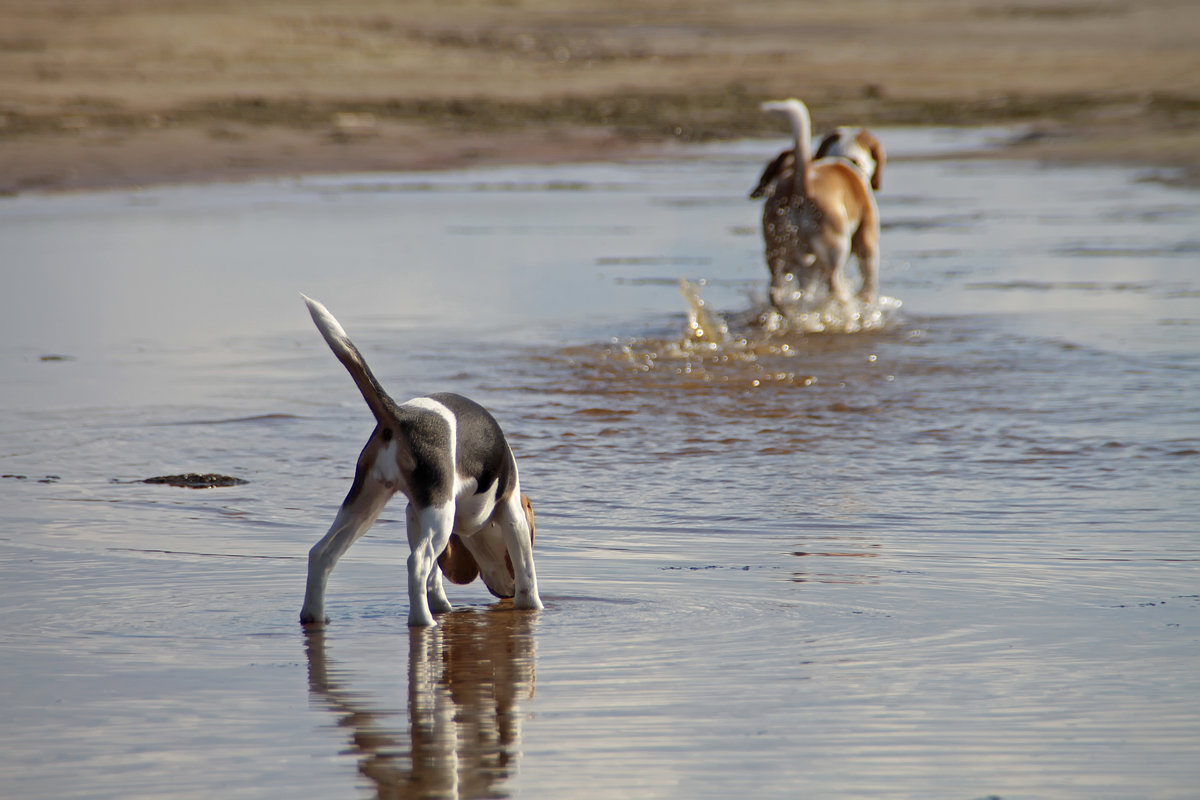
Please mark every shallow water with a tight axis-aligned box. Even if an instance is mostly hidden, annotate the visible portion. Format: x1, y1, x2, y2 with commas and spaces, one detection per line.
1, 129, 1198, 799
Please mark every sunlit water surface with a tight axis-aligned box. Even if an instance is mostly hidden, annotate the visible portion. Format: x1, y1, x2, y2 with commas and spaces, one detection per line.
1, 129, 1198, 799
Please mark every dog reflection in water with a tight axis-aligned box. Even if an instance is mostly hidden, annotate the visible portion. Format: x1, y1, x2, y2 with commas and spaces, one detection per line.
305, 608, 536, 797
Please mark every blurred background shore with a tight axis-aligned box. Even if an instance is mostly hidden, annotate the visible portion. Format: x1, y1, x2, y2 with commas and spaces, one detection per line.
1, 0, 1197, 194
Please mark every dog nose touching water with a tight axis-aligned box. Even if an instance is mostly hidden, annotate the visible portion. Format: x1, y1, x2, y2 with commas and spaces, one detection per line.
298, 295, 542, 627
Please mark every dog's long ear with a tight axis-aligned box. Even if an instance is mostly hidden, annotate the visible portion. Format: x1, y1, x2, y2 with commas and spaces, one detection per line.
749, 150, 793, 199
438, 533, 480, 585
521, 494, 535, 547
814, 130, 841, 161
499, 494, 537, 582
856, 129, 885, 191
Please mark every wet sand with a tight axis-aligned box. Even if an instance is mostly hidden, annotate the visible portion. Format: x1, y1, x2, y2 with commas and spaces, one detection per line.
1, 0, 1198, 193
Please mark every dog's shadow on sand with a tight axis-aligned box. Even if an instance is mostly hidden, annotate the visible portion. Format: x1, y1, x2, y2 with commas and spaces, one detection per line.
304, 608, 536, 798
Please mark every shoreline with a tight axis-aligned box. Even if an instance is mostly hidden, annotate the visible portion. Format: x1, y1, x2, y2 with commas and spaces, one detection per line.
4, 111, 1198, 198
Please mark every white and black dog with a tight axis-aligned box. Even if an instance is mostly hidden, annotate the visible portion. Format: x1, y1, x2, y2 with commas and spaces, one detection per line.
299, 295, 542, 627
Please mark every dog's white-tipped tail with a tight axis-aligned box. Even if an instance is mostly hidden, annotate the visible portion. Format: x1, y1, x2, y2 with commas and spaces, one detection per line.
302, 293, 349, 343
301, 294, 394, 424
762, 98, 812, 197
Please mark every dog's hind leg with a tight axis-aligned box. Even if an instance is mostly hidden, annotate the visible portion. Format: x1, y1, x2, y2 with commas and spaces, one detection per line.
853, 229, 880, 305
408, 504, 454, 616
406, 503, 455, 627
855, 248, 879, 305
301, 467, 394, 625
815, 238, 854, 308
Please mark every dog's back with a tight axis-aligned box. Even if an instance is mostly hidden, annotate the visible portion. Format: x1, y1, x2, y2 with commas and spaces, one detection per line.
808, 160, 877, 240
752, 127, 884, 200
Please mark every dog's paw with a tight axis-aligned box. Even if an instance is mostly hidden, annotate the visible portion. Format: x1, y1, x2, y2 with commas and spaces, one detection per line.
407, 608, 438, 627
513, 592, 544, 611
428, 596, 454, 615
300, 608, 328, 626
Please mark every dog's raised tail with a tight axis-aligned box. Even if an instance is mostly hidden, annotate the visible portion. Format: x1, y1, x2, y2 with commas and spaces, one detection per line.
761, 98, 812, 198
302, 294, 393, 424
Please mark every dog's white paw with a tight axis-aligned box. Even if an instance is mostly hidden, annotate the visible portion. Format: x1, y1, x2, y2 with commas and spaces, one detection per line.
428, 595, 454, 615
300, 608, 328, 626
408, 608, 438, 627
513, 591, 544, 611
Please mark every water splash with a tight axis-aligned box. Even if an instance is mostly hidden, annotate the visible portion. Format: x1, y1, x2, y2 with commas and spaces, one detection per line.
679, 277, 730, 345
752, 275, 902, 335
554, 280, 903, 396
679, 277, 901, 343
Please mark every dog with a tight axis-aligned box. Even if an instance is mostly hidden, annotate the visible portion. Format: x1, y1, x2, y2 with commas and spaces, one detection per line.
753, 100, 881, 312
298, 295, 542, 627
749, 126, 885, 199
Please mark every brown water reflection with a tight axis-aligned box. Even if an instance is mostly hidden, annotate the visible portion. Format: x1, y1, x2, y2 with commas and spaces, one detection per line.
305, 608, 536, 799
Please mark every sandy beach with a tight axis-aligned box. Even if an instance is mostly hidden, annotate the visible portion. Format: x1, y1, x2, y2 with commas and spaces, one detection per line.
1, 0, 1198, 193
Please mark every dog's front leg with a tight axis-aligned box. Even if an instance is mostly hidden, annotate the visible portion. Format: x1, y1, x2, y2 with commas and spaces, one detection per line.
499, 494, 543, 611
301, 476, 393, 625
406, 504, 455, 626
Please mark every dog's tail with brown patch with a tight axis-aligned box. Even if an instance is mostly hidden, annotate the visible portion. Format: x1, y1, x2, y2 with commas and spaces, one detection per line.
761, 98, 813, 199
302, 294, 394, 425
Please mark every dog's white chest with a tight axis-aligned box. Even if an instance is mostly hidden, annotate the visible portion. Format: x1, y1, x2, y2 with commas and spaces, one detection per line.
452, 477, 499, 533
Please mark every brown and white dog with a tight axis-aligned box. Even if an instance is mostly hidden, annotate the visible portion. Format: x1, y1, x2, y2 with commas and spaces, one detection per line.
299, 295, 542, 627
750, 126, 885, 199
754, 100, 881, 312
